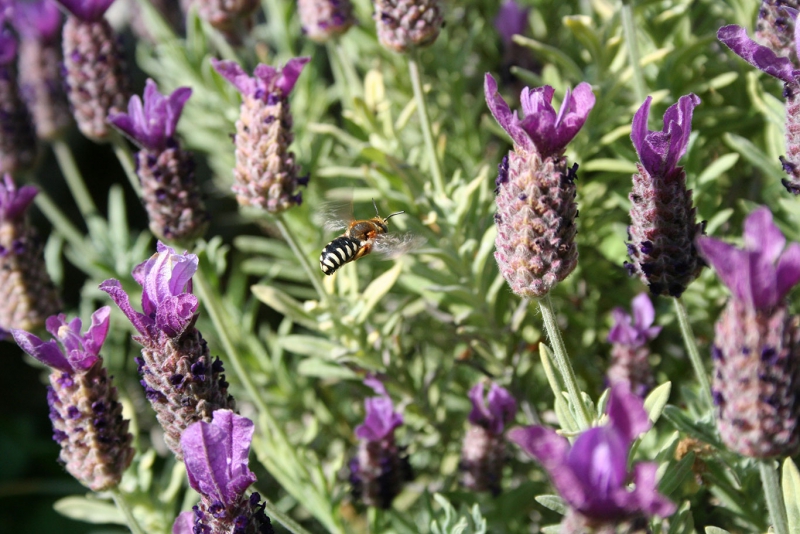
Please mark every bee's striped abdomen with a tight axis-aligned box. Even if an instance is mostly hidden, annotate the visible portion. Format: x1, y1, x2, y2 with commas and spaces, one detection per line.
320, 236, 362, 275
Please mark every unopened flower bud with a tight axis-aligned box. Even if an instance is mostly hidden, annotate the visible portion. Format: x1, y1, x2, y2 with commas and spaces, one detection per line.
374, 0, 443, 53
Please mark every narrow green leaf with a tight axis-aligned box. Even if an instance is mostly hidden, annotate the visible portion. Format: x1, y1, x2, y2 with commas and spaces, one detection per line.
783, 457, 800, 532
279, 335, 344, 358
534, 494, 567, 515
251, 284, 318, 330
581, 158, 638, 174
53, 497, 124, 524
658, 451, 695, 497
355, 262, 403, 323
723, 133, 782, 176
297, 359, 357, 379
704, 527, 732, 534
696, 154, 740, 186
643, 381, 671, 426
512, 36, 583, 80
539, 344, 565, 400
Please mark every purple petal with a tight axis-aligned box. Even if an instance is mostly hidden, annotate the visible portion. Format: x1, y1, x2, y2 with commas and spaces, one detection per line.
355, 396, 403, 441
210, 410, 257, 498
107, 112, 137, 142
607, 307, 635, 345
718, 25, 796, 84
84, 306, 111, 356
55, 0, 116, 21
99, 279, 154, 338
0, 174, 38, 222
630, 96, 652, 166
494, 0, 530, 47
630, 293, 655, 330
212, 58, 256, 97
606, 385, 650, 443
661, 94, 700, 174
632, 94, 699, 178
567, 426, 628, 514
363, 376, 388, 396
696, 236, 747, 300
744, 207, 784, 263
12, 330, 72, 372
274, 57, 310, 96
624, 462, 676, 517
484, 73, 533, 151
486, 383, 517, 434
171, 511, 194, 534
165, 86, 192, 139
776, 243, 800, 300
155, 294, 198, 338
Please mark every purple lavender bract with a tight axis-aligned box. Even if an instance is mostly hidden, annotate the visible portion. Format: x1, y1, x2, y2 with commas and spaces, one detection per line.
212, 57, 310, 213
100, 242, 234, 459
509, 386, 675, 529
697, 207, 800, 458
485, 73, 594, 297
173, 410, 274, 534
12, 307, 134, 491
607, 293, 661, 396
109, 80, 209, 242
494, 0, 530, 48
461, 382, 516, 495
625, 94, 705, 297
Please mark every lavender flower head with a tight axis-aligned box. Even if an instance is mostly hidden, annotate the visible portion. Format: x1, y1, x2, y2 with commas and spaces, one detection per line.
100, 242, 234, 459
349, 377, 412, 508
697, 208, 800, 457
0, 175, 61, 331
756, 0, 800, 61
14, 0, 62, 42
12, 307, 134, 491
109, 80, 208, 242
298, 0, 354, 42
461, 382, 517, 495
374, 0, 444, 53
607, 293, 661, 396
718, 17, 800, 193
485, 73, 595, 297
173, 410, 274, 534
0, 23, 36, 173
509, 386, 675, 529
624, 94, 706, 298
494, 0, 530, 48
57, 0, 130, 141
212, 57, 310, 213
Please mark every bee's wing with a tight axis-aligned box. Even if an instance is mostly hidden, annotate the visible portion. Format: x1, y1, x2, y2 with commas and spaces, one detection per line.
373, 233, 426, 259
314, 200, 351, 232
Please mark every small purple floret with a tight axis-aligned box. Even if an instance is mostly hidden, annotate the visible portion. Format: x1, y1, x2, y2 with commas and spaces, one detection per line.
54, 0, 117, 22
13, 0, 62, 43
494, 0, 530, 48
211, 57, 310, 101
467, 382, 517, 435
631, 94, 699, 179
0, 174, 38, 223
718, 24, 798, 85
607, 294, 661, 348
355, 377, 403, 441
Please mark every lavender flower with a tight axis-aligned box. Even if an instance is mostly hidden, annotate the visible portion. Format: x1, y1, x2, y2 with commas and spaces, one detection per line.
349, 377, 412, 508
461, 382, 516, 495
56, 0, 130, 141
298, 0, 355, 42
624, 94, 705, 297
195, 0, 258, 37
756, 1, 800, 61
0, 175, 61, 332
0, 25, 36, 173
509, 386, 675, 530
374, 0, 444, 53
697, 207, 800, 458
494, 0, 529, 48
13, 0, 71, 141
212, 57, 310, 213
100, 242, 234, 459
109, 80, 209, 243
607, 293, 662, 396
12, 307, 134, 491
718, 19, 800, 194
172, 410, 274, 534
485, 73, 595, 297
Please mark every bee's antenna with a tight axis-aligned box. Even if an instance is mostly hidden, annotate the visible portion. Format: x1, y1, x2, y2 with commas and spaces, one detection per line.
384, 210, 405, 221
372, 198, 379, 217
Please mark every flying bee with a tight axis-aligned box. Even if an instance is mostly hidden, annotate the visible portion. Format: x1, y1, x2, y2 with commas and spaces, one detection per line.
319, 200, 412, 276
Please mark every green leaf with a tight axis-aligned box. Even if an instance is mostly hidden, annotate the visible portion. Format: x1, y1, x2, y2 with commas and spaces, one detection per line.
783, 457, 800, 532
279, 335, 344, 358
296, 359, 358, 379
534, 495, 567, 515
658, 451, 695, 497
251, 284, 319, 330
705, 528, 732, 534
643, 381, 671, 426
696, 154, 740, 186
723, 133, 782, 177
539, 344, 565, 402
355, 262, 403, 324
705, 208, 734, 235
53, 496, 124, 524
512, 36, 583, 81
581, 158, 638, 174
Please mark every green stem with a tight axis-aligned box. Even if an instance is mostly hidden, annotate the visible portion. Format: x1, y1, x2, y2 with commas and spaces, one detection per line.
538, 294, 592, 429
33, 191, 90, 255
673, 297, 714, 410
52, 140, 97, 218
620, 1, 647, 104
760, 460, 789, 534
407, 53, 445, 197
109, 131, 142, 198
256, 492, 314, 534
109, 488, 146, 534
274, 214, 330, 306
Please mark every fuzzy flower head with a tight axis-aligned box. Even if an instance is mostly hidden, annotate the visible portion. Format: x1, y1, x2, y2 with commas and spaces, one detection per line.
485, 73, 595, 158
608, 293, 662, 349
99, 242, 198, 342
12, 307, 110, 373
632, 94, 699, 179
494, 0, 529, 47
0, 174, 37, 223
718, 23, 800, 86
355, 376, 403, 441
54, 0, 116, 21
468, 382, 517, 435
0, 25, 15, 65
108, 79, 191, 151
509, 386, 675, 524
211, 57, 309, 103
14, 0, 62, 42
697, 207, 800, 312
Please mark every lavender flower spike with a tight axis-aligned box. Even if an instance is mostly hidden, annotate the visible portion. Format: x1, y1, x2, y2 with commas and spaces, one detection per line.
57, 0, 130, 141
697, 207, 800, 458
298, 0, 355, 42
109, 80, 209, 242
0, 175, 61, 332
607, 293, 662, 396
349, 377, 412, 508
100, 242, 234, 459
485, 73, 595, 297
213, 57, 310, 213
12, 307, 134, 491
625, 94, 706, 297
461, 382, 517, 495
494, 0, 530, 48
0, 25, 37, 173
13, 0, 72, 141
509, 386, 675, 530
756, 0, 800, 61
173, 410, 274, 534
374, 0, 444, 53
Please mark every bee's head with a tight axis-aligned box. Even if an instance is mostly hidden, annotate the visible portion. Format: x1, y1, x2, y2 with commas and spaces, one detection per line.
372, 198, 404, 227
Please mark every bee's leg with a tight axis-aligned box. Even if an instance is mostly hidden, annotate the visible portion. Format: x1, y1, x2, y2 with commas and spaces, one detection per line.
354, 242, 372, 260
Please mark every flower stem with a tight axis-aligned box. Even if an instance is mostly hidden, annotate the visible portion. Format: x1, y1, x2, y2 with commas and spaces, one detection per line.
538, 294, 592, 429
32, 190, 90, 255
673, 297, 714, 410
52, 139, 97, 218
407, 53, 445, 197
274, 214, 330, 306
109, 488, 146, 534
760, 460, 789, 534
258, 493, 314, 534
621, 1, 647, 104
109, 131, 142, 198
